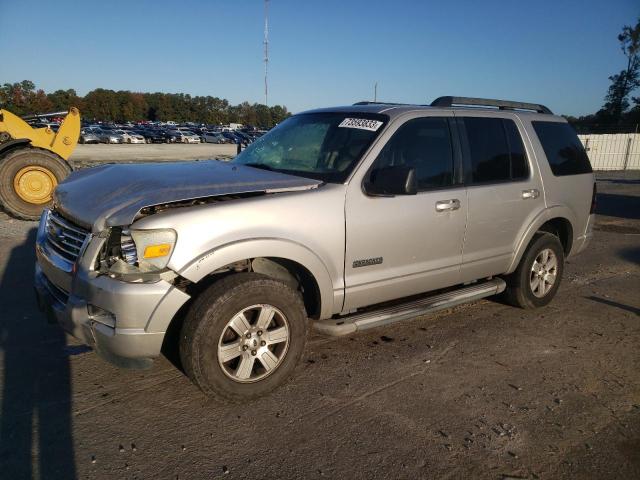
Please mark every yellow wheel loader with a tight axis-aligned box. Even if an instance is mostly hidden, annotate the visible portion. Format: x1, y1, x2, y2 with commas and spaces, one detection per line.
0, 107, 80, 220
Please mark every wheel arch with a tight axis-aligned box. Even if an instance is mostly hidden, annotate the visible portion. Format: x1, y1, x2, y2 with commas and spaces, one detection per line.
507, 208, 575, 274
177, 238, 338, 320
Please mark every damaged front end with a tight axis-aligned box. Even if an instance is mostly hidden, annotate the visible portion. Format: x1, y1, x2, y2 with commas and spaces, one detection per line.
96, 227, 182, 285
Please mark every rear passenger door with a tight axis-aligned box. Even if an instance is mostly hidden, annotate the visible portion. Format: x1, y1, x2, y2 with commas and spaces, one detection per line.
457, 114, 545, 281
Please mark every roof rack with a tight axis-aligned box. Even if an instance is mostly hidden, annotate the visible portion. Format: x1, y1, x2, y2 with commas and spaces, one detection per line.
430, 96, 552, 114
353, 101, 409, 106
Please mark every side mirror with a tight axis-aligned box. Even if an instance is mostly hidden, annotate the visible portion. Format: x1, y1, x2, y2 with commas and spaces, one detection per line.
365, 165, 417, 196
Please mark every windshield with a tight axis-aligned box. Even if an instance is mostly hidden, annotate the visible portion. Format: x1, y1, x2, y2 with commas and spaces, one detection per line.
233, 112, 387, 183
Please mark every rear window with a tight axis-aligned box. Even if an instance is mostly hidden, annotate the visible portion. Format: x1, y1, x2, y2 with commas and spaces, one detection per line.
532, 121, 592, 176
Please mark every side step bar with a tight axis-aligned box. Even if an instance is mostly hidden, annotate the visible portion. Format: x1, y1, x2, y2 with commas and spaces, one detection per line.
314, 278, 506, 336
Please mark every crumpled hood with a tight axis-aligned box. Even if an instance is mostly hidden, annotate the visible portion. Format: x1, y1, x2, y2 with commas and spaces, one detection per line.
54, 160, 321, 231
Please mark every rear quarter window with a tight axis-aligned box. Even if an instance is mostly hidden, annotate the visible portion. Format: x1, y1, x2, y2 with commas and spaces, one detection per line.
532, 121, 592, 176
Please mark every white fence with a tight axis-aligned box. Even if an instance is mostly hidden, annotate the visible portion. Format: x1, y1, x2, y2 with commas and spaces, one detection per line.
578, 133, 640, 171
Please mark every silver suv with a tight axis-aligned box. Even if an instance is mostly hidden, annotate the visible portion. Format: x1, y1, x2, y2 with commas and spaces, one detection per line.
35, 96, 595, 401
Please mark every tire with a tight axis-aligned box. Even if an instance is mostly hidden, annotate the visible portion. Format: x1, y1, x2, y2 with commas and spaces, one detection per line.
0, 147, 71, 220
127, 138, 131, 144
180, 273, 308, 403
502, 232, 564, 309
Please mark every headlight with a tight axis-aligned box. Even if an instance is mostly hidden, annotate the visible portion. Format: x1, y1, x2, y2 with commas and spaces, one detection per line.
125, 229, 177, 271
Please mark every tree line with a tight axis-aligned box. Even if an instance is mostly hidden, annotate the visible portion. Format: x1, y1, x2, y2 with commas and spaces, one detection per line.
567, 17, 640, 133
0, 81, 291, 128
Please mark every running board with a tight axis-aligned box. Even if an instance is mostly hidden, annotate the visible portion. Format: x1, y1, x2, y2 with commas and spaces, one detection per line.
314, 278, 506, 336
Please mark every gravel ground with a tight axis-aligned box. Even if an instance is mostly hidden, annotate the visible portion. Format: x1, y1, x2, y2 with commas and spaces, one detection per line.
0, 170, 638, 479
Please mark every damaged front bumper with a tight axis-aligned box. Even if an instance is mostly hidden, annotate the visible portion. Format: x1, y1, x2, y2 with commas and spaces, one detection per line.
34, 210, 190, 369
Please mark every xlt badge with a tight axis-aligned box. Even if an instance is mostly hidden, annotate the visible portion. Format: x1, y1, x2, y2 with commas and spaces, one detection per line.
352, 257, 383, 268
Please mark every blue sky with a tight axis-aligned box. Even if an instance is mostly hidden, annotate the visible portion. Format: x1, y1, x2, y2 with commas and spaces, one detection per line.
1, 0, 638, 116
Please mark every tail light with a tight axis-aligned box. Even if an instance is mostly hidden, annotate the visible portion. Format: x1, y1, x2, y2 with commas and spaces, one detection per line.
590, 182, 597, 214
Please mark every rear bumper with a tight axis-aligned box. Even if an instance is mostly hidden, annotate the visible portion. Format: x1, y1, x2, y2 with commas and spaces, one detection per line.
34, 211, 190, 368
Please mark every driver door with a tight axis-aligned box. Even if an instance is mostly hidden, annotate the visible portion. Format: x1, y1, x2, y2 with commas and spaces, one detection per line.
343, 114, 467, 311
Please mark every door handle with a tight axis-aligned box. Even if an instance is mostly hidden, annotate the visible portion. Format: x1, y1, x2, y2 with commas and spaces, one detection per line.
522, 189, 540, 200
435, 199, 461, 212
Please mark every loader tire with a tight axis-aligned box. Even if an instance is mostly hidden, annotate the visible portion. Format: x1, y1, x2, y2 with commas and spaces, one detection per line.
0, 147, 71, 220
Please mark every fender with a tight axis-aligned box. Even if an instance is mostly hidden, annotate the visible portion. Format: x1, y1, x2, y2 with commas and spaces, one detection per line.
0, 139, 75, 170
0, 138, 31, 156
507, 205, 576, 273
177, 237, 339, 319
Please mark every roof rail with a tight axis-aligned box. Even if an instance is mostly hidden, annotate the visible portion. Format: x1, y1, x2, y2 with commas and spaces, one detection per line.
430, 96, 552, 114
353, 101, 409, 106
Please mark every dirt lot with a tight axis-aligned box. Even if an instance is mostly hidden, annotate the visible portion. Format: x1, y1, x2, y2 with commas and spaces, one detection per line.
0, 170, 638, 480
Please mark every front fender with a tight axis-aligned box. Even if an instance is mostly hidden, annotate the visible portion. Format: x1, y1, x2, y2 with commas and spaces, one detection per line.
178, 237, 339, 319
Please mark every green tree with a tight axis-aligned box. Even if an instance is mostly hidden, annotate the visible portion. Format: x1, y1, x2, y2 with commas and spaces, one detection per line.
47, 89, 81, 112
269, 105, 290, 125
599, 18, 640, 122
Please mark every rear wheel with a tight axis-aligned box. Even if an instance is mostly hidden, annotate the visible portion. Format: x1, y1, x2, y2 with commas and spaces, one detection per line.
0, 147, 71, 220
502, 232, 564, 309
180, 273, 308, 402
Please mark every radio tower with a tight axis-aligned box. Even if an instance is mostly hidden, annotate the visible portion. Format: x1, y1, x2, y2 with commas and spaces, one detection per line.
263, 0, 269, 106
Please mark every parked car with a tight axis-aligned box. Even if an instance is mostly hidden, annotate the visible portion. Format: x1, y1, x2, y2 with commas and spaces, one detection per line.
35, 96, 595, 403
221, 131, 243, 144
114, 129, 146, 144
200, 131, 228, 143
134, 129, 169, 144
78, 129, 100, 144
233, 131, 252, 144
89, 127, 124, 144
165, 130, 183, 143
174, 131, 201, 143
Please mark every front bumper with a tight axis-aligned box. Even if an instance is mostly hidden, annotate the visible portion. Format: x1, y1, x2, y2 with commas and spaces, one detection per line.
34, 211, 190, 368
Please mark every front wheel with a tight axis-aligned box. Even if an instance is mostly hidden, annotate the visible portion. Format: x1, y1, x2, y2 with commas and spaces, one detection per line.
0, 147, 71, 220
502, 232, 564, 309
180, 273, 308, 402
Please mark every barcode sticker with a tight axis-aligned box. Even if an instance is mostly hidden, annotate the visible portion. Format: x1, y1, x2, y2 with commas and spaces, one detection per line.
339, 118, 383, 131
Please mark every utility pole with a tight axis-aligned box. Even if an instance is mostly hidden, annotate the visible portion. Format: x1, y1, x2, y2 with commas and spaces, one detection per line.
264, 0, 269, 106
374, 82, 377, 102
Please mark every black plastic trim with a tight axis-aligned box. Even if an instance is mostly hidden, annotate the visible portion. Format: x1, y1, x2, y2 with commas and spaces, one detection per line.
431, 96, 552, 114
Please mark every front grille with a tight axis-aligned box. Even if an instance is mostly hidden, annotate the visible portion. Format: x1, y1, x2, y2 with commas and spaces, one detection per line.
45, 210, 90, 263
42, 273, 70, 307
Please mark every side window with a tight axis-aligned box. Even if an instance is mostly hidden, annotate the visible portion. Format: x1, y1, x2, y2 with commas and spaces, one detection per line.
464, 117, 510, 183
504, 120, 528, 180
371, 117, 454, 190
463, 117, 530, 184
532, 121, 592, 176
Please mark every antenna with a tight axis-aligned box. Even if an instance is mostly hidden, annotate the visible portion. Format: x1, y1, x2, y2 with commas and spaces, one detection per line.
263, 0, 269, 106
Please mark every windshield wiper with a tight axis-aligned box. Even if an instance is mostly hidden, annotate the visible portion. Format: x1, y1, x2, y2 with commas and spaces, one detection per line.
243, 163, 275, 172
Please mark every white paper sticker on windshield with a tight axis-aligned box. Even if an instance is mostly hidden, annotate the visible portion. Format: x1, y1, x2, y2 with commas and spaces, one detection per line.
339, 118, 383, 131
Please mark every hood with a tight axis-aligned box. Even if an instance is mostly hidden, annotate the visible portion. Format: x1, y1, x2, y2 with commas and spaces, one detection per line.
54, 160, 321, 231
